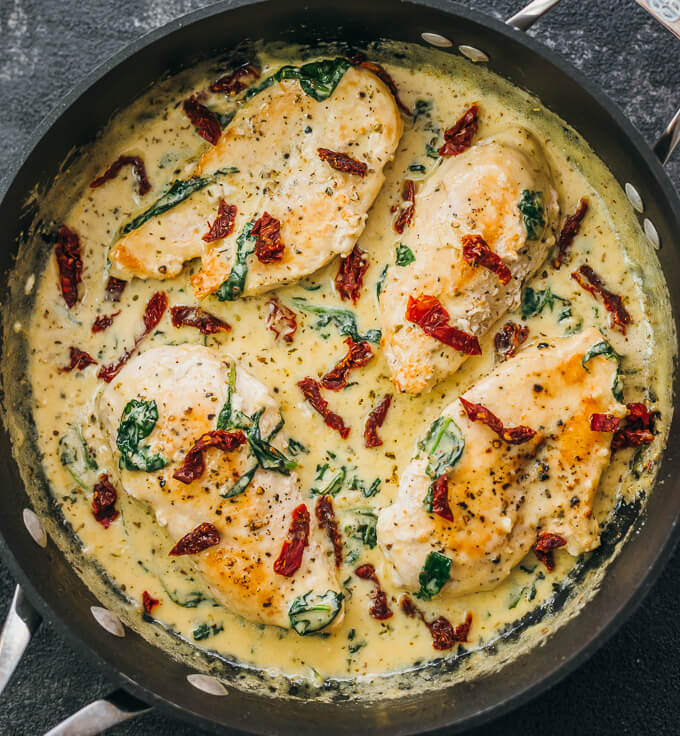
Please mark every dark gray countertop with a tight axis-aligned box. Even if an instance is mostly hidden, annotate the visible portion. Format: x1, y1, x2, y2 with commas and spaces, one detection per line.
1, 0, 679, 734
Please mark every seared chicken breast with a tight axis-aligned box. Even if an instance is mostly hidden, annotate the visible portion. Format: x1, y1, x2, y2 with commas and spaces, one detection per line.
377, 329, 624, 597
380, 127, 560, 394
109, 64, 402, 298
99, 344, 343, 631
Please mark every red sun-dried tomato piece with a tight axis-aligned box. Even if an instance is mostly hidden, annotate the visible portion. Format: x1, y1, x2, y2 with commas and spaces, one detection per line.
142, 591, 160, 615
349, 54, 410, 115
316, 495, 343, 568
98, 291, 167, 382
406, 294, 481, 355
533, 531, 567, 572
439, 104, 479, 156
364, 394, 393, 448
590, 413, 621, 432
183, 96, 222, 145
462, 233, 512, 285
317, 148, 368, 177
210, 63, 260, 95
202, 199, 237, 242
553, 198, 588, 268
274, 504, 310, 577
169, 522, 221, 556
611, 402, 658, 451
297, 377, 350, 439
266, 298, 297, 343
355, 563, 393, 620
105, 276, 127, 302
571, 264, 631, 334
90, 155, 151, 196
321, 337, 374, 390
335, 244, 368, 303
92, 474, 119, 528
60, 346, 97, 372
430, 474, 453, 522
252, 212, 284, 263
170, 305, 230, 335
393, 179, 415, 234
55, 225, 83, 308
400, 595, 471, 650
91, 312, 120, 333
459, 396, 536, 444
494, 321, 529, 362
172, 430, 246, 485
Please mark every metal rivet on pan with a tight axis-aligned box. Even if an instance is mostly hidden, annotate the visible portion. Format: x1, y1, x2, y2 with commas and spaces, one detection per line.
91, 606, 125, 637
458, 45, 489, 63
643, 218, 660, 249
625, 183, 644, 212
23, 508, 47, 548
421, 32, 453, 48
187, 674, 229, 696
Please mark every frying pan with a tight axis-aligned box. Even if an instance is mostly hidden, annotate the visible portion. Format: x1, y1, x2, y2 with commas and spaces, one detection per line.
0, 0, 679, 734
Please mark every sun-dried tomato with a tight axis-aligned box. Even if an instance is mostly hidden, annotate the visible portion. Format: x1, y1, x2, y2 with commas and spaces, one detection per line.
266, 298, 297, 343
571, 265, 631, 334
611, 402, 658, 451
349, 54, 410, 115
90, 155, 151, 196
142, 590, 160, 615
92, 474, 119, 528
54, 225, 83, 308
355, 563, 393, 620
60, 346, 97, 372
98, 292, 167, 382
590, 413, 621, 432
462, 233, 512, 285
172, 430, 246, 484
364, 394, 392, 448
252, 212, 284, 263
459, 396, 536, 444
202, 199, 237, 242
321, 337, 374, 390
406, 294, 482, 355
91, 312, 120, 333
400, 595, 471, 650
210, 63, 260, 95
430, 474, 453, 522
316, 495, 343, 568
183, 96, 221, 145
439, 104, 479, 156
553, 198, 589, 269
533, 531, 567, 572
317, 148, 368, 177
273, 504, 310, 577
105, 276, 127, 302
393, 179, 415, 234
297, 377, 350, 439
170, 305, 230, 335
169, 522, 221, 556
335, 244, 368, 303
494, 321, 529, 362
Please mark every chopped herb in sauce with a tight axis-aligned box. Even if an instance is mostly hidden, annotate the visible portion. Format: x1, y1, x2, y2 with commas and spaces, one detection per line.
288, 590, 344, 635
395, 243, 416, 266
245, 58, 350, 102
292, 298, 381, 343
116, 399, 168, 472
518, 189, 545, 241
215, 220, 256, 301
415, 551, 452, 600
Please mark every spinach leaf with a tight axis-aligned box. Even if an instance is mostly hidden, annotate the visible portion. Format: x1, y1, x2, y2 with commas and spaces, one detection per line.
343, 508, 378, 564
408, 163, 426, 173
413, 98, 433, 122
59, 424, 98, 489
216, 363, 237, 431
246, 409, 296, 474
419, 416, 465, 479
192, 622, 224, 641
395, 243, 416, 267
121, 167, 239, 235
426, 139, 440, 159
312, 465, 346, 496
518, 189, 545, 241
222, 463, 258, 499
292, 298, 381, 343
165, 590, 210, 608
288, 590, 344, 635
376, 265, 389, 300
245, 58, 350, 102
350, 475, 381, 498
116, 399, 167, 472
582, 340, 624, 402
215, 220, 256, 301
520, 286, 570, 319
287, 438, 308, 455
415, 551, 452, 600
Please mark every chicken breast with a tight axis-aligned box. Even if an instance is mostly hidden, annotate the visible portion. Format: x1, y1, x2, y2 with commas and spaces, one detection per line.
109, 63, 402, 299
380, 126, 560, 394
99, 344, 343, 632
377, 328, 625, 597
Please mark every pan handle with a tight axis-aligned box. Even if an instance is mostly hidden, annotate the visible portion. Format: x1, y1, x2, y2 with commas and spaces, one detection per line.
506, 0, 562, 31
43, 689, 151, 736
0, 585, 42, 696
654, 107, 680, 164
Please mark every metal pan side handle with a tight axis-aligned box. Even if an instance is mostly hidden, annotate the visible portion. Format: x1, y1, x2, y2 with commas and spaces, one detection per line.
0, 585, 42, 696
506, 0, 562, 31
654, 107, 680, 164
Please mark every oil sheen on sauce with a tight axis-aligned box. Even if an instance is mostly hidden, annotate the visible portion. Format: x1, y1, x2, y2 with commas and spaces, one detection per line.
22, 43, 672, 688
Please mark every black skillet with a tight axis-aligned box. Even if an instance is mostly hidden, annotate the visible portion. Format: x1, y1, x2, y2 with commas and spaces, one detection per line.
0, 0, 679, 734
